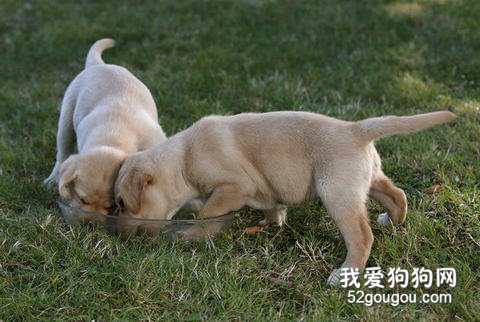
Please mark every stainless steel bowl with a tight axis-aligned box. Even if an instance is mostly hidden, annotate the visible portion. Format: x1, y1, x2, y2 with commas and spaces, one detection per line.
58, 199, 235, 241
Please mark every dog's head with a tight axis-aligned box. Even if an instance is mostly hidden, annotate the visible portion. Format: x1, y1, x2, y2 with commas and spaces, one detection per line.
114, 154, 179, 220
59, 150, 125, 215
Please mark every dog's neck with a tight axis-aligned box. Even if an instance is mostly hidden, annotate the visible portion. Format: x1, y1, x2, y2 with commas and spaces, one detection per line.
154, 135, 200, 215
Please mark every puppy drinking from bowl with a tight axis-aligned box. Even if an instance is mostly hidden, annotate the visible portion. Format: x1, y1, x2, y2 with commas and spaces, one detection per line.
114, 110, 455, 285
45, 38, 166, 217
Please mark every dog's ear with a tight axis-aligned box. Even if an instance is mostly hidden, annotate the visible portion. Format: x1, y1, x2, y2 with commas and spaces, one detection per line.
120, 169, 153, 214
58, 156, 78, 200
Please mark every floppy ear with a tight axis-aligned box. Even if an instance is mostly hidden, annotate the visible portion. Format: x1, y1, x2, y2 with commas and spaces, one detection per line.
120, 169, 153, 214
58, 156, 78, 200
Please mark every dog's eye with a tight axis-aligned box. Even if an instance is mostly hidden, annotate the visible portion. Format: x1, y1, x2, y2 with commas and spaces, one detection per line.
80, 197, 89, 205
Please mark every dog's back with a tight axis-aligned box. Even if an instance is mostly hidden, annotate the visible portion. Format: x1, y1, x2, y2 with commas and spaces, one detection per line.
45, 39, 165, 185
185, 111, 455, 206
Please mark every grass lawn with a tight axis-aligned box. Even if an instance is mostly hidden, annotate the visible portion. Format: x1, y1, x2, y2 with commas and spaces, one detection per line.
1, 0, 479, 320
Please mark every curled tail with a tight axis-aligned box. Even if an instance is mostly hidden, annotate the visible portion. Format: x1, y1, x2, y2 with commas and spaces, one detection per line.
353, 111, 456, 142
85, 38, 115, 68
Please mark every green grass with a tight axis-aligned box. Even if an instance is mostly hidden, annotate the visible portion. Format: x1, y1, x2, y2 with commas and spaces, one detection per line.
1, 0, 479, 320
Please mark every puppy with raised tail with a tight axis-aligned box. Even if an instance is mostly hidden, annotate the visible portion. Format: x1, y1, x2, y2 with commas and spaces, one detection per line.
115, 110, 455, 285
45, 39, 166, 216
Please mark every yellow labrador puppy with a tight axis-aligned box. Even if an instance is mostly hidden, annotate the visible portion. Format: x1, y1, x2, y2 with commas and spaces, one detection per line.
115, 110, 455, 285
45, 38, 166, 216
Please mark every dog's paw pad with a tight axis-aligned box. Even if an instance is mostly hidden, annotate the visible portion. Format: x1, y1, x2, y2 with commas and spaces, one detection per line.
327, 268, 342, 287
377, 212, 393, 227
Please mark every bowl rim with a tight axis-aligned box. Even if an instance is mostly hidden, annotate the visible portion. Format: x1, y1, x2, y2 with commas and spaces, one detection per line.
57, 198, 235, 223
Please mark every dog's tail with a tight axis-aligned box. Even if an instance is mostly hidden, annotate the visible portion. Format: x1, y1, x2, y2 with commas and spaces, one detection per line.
353, 111, 456, 143
85, 38, 115, 68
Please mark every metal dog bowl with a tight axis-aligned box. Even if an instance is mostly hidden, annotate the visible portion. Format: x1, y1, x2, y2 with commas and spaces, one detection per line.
57, 199, 235, 241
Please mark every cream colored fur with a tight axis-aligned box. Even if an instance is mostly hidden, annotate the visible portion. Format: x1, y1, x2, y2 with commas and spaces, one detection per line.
45, 38, 166, 215
115, 110, 455, 285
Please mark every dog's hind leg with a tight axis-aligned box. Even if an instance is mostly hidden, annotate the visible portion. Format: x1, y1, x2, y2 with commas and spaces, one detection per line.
317, 178, 373, 286
369, 174, 408, 227
44, 86, 77, 185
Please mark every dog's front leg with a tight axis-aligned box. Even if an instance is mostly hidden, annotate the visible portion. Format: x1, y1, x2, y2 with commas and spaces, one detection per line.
170, 184, 248, 241
198, 184, 248, 218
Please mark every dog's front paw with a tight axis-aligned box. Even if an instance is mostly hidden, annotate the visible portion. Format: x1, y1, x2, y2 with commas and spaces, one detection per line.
43, 176, 56, 188
377, 212, 393, 227
327, 268, 343, 287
